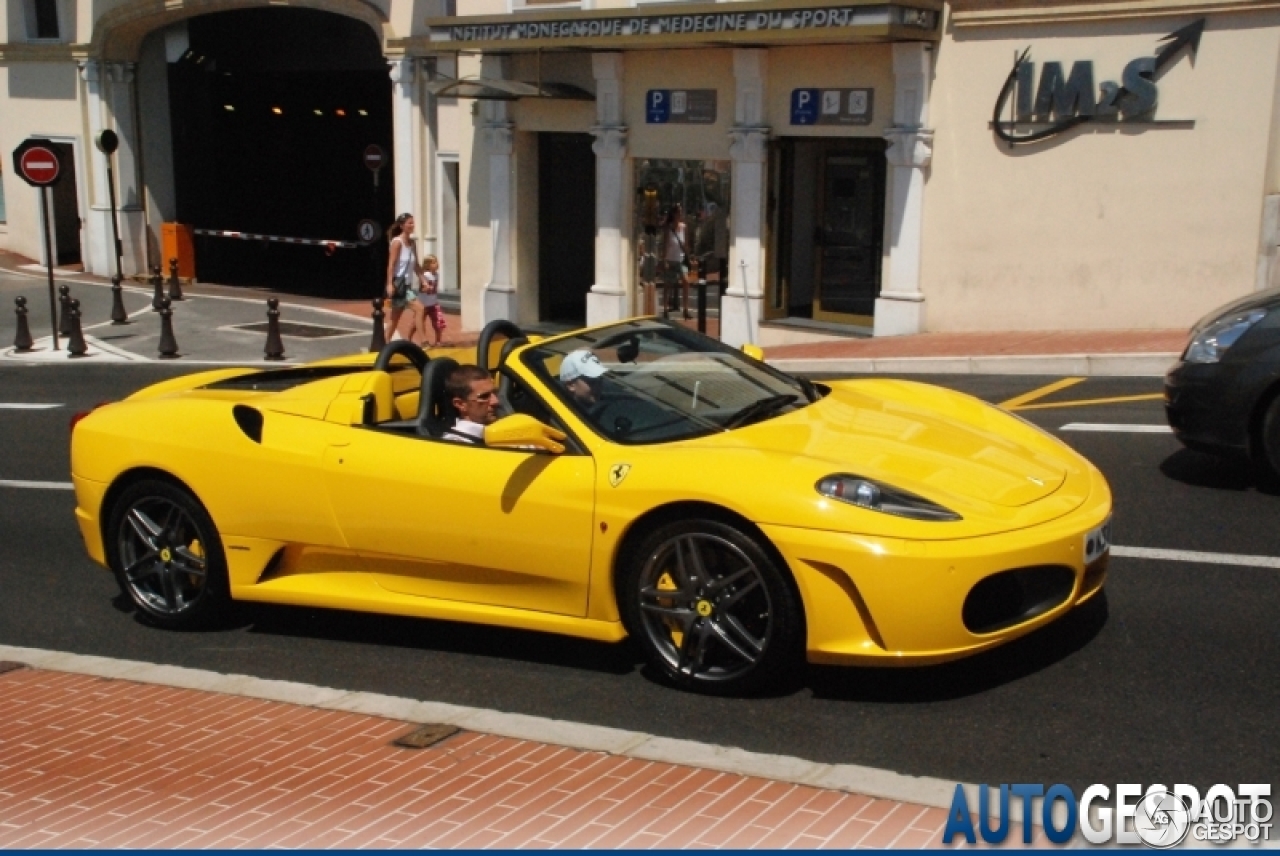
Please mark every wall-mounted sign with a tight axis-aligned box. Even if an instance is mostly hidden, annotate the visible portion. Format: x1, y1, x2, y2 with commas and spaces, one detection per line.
992, 18, 1204, 146
647, 90, 717, 125
791, 88, 874, 126
431, 5, 939, 46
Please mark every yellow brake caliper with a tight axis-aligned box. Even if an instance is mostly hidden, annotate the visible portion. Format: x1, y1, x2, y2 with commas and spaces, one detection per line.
656, 571, 682, 647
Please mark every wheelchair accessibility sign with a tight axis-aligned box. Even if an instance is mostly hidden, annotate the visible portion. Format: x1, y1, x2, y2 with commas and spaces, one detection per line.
646, 89, 718, 124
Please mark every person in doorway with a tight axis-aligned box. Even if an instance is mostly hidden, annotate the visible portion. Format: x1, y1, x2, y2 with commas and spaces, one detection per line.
661, 203, 691, 319
442, 364, 499, 444
384, 213, 427, 346
418, 254, 446, 348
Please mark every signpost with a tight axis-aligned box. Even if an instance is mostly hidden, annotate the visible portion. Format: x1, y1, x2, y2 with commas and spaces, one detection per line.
356, 219, 381, 246
95, 130, 130, 325
12, 138, 63, 350
646, 90, 717, 124
363, 144, 387, 189
790, 88, 874, 126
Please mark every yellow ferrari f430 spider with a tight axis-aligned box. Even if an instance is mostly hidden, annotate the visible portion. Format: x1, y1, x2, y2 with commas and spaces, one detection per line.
71, 318, 1111, 694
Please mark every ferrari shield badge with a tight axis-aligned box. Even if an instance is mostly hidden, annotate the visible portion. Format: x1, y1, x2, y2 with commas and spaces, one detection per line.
609, 463, 631, 488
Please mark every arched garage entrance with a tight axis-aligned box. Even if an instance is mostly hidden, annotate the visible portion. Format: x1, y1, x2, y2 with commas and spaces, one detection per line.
166, 7, 393, 297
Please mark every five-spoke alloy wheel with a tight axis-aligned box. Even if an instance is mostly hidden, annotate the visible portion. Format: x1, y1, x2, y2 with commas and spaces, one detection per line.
620, 518, 803, 695
107, 479, 230, 629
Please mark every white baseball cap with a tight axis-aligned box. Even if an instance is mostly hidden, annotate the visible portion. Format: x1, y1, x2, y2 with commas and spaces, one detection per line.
560, 349, 608, 383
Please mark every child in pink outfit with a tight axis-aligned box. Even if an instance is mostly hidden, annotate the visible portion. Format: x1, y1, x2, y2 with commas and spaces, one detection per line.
419, 255, 447, 347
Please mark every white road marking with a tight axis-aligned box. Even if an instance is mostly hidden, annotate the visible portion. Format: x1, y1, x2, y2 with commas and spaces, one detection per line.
0, 479, 74, 490
1113, 545, 1280, 569
1059, 423, 1173, 433
0, 403, 63, 409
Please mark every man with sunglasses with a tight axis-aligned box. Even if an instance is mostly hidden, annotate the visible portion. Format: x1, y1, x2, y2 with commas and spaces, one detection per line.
442, 364, 499, 445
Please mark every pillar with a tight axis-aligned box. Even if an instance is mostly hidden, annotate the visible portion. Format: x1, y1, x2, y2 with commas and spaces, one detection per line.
723, 49, 770, 347
388, 57, 421, 230
481, 100, 518, 324
107, 62, 146, 276
875, 42, 934, 337
587, 53, 629, 326
79, 60, 112, 276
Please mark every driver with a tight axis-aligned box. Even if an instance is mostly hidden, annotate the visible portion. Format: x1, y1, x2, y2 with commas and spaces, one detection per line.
559, 349, 608, 408
442, 364, 499, 444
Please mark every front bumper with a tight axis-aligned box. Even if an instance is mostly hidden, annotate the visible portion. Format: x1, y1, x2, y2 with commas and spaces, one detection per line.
1164, 361, 1251, 456
764, 470, 1112, 665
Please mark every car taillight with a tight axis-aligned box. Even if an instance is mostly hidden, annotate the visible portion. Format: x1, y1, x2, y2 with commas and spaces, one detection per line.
70, 402, 112, 432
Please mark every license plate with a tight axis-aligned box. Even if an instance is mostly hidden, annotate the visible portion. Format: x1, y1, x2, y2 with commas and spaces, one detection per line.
1083, 516, 1112, 566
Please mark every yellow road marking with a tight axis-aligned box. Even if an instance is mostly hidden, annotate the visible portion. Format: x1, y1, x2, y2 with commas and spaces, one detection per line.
1009, 392, 1166, 412
999, 377, 1086, 410
1013, 391, 1167, 409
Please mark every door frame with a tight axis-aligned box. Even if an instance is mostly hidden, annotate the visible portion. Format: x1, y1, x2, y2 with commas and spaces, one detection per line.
30, 134, 87, 269
812, 141, 885, 327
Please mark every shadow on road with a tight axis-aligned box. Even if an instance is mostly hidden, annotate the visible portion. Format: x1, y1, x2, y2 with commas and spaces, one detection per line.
1159, 449, 1280, 496
806, 592, 1109, 703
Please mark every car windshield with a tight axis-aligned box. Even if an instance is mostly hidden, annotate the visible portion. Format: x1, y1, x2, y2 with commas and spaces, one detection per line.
520, 320, 811, 444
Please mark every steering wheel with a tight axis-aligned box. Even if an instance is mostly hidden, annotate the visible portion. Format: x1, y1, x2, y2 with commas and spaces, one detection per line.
372, 339, 429, 374
477, 320, 525, 373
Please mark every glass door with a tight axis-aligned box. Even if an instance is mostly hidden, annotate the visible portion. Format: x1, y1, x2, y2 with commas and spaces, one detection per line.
812, 148, 884, 326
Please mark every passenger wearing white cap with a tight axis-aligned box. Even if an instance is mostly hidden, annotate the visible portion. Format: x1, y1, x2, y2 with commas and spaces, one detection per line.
559, 349, 608, 408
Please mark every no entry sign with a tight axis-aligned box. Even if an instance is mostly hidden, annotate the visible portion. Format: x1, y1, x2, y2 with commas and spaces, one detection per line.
363, 144, 386, 172
12, 139, 62, 187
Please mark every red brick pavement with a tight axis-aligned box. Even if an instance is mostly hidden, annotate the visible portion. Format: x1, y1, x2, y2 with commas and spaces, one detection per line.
0, 667, 1049, 849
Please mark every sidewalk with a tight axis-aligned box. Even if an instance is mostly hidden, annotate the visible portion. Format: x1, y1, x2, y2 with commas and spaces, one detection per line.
0, 251, 1184, 374
0, 652, 1051, 849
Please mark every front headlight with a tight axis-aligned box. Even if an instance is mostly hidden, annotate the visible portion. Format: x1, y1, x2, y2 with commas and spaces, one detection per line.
816, 475, 962, 522
1183, 309, 1266, 363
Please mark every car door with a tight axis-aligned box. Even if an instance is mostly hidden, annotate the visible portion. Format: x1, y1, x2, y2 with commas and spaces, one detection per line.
322, 427, 595, 617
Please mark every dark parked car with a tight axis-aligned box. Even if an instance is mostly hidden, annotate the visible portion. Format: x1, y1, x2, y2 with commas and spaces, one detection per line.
1165, 287, 1280, 476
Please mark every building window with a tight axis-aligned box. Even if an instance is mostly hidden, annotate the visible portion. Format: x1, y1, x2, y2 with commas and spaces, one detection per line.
31, 0, 60, 39
635, 159, 732, 294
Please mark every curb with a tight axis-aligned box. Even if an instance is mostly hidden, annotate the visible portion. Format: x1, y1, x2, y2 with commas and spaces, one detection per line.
0, 643, 1028, 824
773, 352, 1180, 377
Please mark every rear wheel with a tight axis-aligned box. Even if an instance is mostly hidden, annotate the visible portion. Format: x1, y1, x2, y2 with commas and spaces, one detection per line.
619, 518, 803, 695
106, 479, 230, 629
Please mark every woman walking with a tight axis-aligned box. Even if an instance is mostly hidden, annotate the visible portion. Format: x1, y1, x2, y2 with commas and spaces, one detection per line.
384, 213, 427, 345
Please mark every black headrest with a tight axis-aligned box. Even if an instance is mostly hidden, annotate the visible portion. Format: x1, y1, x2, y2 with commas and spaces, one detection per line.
416, 356, 460, 437
496, 336, 529, 406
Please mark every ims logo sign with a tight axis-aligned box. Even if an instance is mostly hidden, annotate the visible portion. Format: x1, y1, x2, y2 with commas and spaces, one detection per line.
992, 19, 1204, 145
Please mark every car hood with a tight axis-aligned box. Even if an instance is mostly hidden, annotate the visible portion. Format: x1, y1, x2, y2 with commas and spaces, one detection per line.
706, 381, 1069, 508
1190, 287, 1280, 334
722, 383, 1068, 508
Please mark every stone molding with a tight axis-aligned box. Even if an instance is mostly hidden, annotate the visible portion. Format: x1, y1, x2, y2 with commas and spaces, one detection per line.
589, 126, 628, 160
482, 124, 514, 157
884, 127, 934, 169
728, 126, 770, 164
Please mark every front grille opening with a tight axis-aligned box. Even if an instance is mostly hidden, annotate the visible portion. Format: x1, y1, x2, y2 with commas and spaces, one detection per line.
1080, 555, 1108, 599
962, 565, 1076, 635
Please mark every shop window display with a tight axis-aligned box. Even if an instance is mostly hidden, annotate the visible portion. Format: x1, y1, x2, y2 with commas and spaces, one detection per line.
634, 160, 731, 314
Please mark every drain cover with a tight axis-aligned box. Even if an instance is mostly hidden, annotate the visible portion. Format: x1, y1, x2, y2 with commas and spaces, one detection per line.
393, 723, 460, 749
0, 662, 26, 675
230, 321, 363, 339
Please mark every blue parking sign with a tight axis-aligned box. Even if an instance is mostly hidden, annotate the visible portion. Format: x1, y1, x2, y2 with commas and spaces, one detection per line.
646, 90, 671, 124
791, 89, 819, 125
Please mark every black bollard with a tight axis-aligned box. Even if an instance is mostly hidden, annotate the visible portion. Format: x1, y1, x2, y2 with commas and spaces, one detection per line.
13, 297, 34, 352
369, 297, 386, 353
58, 284, 72, 337
150, 266, 164, 311
157, 298, 179, 358
67, 299, 88, 358
110, 274, 129, 325
264, 298, 285, 361
168, 257, 185, 301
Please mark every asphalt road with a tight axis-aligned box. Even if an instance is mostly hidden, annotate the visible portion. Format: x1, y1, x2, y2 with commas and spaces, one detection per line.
1, 364, 1277, 795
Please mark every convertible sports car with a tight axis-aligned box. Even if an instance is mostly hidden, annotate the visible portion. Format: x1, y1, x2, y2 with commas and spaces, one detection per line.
71, 318, 1112, 694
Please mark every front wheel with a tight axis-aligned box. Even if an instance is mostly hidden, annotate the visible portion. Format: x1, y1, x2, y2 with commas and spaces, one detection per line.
1261, 394, 1280, 480
106, 479, 231, 629
619, 518, 804, 695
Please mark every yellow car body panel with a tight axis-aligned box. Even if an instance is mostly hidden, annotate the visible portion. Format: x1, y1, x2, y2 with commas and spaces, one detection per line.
71, 319, 1113, 668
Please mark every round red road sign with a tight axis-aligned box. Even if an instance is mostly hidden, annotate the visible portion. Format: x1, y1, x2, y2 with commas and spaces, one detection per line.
363, 144, 386, 172
19, 146, 60, 186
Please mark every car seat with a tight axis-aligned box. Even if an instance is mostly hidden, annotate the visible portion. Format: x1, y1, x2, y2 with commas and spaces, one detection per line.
415, 356, 460, 438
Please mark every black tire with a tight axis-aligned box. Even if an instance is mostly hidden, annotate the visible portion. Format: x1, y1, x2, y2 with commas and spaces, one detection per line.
618, 518, 804, 696
105, 479, 231, 629
1262, 394, 1280, 480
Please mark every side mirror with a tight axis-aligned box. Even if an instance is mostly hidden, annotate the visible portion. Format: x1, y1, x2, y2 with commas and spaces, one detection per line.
483, 413, 566, 453
741, 344, 765, 361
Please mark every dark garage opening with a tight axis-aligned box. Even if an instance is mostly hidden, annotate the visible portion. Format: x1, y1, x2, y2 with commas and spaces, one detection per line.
169, 8, 393, 298
538, 133, 596, 324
